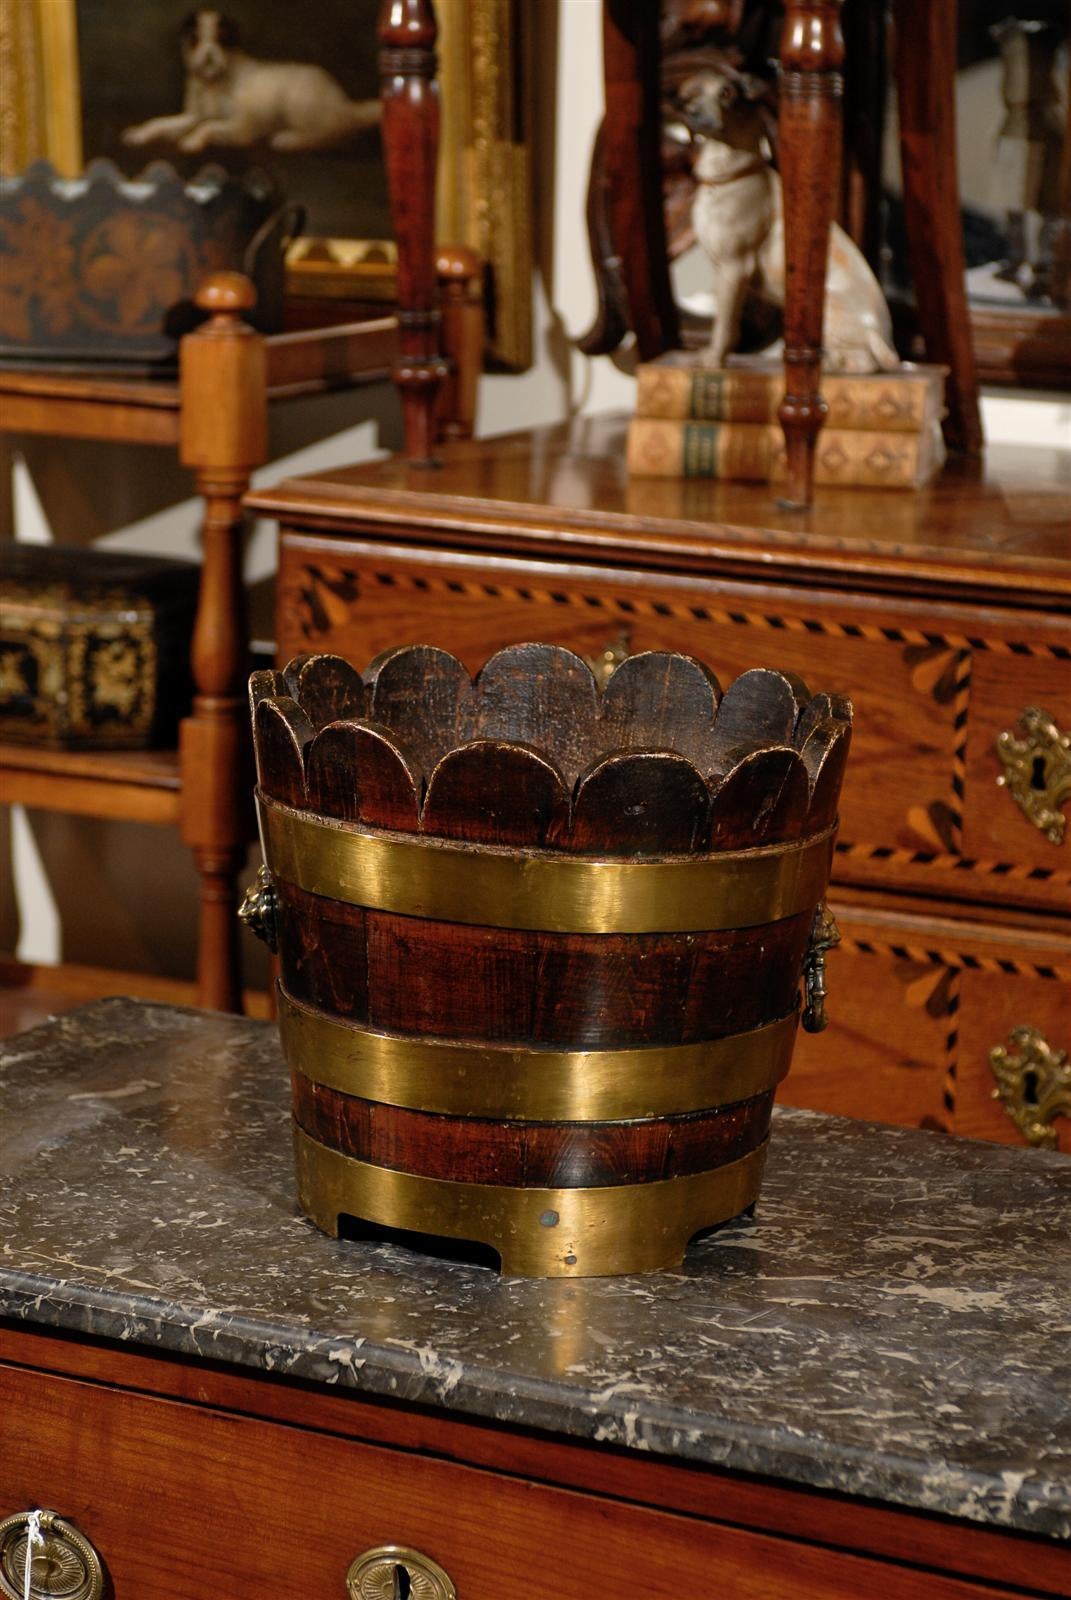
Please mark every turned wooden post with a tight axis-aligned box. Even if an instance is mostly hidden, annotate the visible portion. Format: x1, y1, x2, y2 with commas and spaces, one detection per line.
777, 1, 845, 510
893, 0, 983, 455
602, 0, 680, 359
435, 244, 483, 441
378, 0, 448, 465
179, 272, 267, 1012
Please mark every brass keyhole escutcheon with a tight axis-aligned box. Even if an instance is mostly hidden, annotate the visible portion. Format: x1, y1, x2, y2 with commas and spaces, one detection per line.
995, 707, 1071, 845
989, 1025, 1071, 1149
346, 1546, 456, 1600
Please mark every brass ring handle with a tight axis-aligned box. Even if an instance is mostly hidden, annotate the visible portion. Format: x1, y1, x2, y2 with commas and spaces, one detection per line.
0, 1510, 105, 1600
989, 1026, 1071, 1150
346, 1544, 456, 1599
994, 707, 1071, 845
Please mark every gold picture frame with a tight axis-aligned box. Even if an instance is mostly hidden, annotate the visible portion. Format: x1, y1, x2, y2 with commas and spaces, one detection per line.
0, 0, 532, 370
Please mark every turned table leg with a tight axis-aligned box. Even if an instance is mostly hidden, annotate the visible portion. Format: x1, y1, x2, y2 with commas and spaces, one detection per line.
777, 1, 845, 510
179, 273, 267, 1013
893, 0, 983, 455
378, 0, 449, 465
435, 244, 484, 442
601, 0, 680, 360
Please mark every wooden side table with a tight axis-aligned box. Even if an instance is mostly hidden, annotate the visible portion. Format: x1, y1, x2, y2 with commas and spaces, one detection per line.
0, 0, 480, 1012
596, 0, 982, 506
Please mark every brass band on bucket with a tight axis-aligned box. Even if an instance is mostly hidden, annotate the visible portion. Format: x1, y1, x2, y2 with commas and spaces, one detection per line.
280, 987, 796, 1121
293, 1124, 769, 1277
258, 793, 834, 934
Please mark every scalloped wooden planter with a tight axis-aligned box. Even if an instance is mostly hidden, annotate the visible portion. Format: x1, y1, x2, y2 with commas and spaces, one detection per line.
246, 644, 851, 1277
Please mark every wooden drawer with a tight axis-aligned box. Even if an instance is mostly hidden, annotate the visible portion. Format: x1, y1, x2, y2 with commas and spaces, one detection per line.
0, 1363, 1040, 1599
790, 896, 1071, 1152
276, 533, 1071, 916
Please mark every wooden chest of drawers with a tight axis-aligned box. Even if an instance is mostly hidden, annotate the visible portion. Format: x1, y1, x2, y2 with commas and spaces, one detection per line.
250, 419, 1071, 1151
3, 1325, 1068, 1600
2, 1000, 1069, 1599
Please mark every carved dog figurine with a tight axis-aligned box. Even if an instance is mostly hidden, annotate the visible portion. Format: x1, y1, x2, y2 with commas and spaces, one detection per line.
123, 10, 380, 155
679, 68, 899, 372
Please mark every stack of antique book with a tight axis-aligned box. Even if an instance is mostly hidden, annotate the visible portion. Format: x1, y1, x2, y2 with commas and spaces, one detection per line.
626, 355, 947, 489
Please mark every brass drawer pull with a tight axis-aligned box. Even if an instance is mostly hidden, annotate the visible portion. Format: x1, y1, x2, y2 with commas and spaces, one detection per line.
995, 707, 1071, 844
347, 1546, 456, 1599
989, 1026, 1071, 1149
0, 1510, 105, 1600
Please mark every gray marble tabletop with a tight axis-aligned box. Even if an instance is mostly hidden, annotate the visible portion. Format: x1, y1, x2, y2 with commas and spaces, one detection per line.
1, 998, 1069, 1542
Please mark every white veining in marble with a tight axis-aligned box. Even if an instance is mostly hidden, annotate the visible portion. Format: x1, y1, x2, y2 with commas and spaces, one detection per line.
1, 998, 1069, 1541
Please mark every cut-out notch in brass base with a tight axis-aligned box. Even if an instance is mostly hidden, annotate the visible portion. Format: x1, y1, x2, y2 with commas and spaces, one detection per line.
294, 1124, 767, 1277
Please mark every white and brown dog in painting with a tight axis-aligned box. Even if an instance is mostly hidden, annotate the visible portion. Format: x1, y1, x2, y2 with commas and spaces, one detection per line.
123, 10, 380, 156
678, 67, 899, 372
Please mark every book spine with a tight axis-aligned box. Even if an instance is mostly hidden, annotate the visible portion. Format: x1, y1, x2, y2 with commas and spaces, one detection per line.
626, 419, 932, 488
635, 367, 934, 432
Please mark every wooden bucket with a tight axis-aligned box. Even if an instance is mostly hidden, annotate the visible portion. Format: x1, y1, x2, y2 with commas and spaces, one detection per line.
244, 644, 851, 1277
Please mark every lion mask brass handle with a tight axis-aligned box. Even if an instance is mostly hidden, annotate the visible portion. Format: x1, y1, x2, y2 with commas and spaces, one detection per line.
0, 1510, 105, 1600
347, 1545, 456, 1599
995, 707, 1071, 845
989, 1025, 1071, 1150
239, 862, 279, 952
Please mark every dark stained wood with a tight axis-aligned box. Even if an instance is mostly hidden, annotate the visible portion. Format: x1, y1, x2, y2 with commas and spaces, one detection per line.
599, 651, 722, 769
891, 0, 983, 456
801, 719, 853, 833
709, 747, 811, 848
600, 0, 681, 359
276, 881, 370, 1023
378, 0, 448, 464
366, 643, 475, 785
306, 722, 420, 829
4, 1327, 1065, 1599
777, 1, 846, 509
473, 643, 599, 788
709, 667, 811, 763
422, 742, 570, 847
571, 752, 711, 854
282, 652, 367, 729
291, 1077, 773, 1187
277, 886, 813, 1050
253, 698, 313, 809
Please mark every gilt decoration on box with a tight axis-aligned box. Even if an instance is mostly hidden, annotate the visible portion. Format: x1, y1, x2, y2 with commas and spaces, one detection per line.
0, 544, 198, 748
244, 643, 852, 1277
0, 159, 295, 364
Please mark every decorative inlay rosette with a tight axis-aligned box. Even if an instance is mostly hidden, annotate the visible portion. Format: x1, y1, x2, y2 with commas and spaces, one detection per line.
247, 644, 852, 1276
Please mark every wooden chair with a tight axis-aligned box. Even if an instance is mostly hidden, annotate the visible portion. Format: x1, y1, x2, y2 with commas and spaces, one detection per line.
592, 0, 983, 507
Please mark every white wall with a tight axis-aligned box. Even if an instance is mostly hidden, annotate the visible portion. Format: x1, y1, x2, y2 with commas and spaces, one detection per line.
6, 0, 1069, 980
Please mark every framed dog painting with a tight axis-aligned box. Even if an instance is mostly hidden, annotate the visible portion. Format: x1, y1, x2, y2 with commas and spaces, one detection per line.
0, 0, 533, 369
